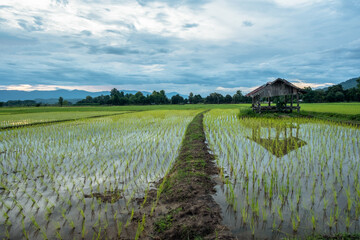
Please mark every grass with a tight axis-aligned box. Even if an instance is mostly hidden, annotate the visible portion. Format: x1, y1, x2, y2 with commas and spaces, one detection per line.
0, 105, 248, 128
239, 104, 360, 125
149, 110, 225, 239
300, 102, 360, 124
301, 102, 360, 115
0, 104, 249, 115
0, 102, 358, 114
162, 111, 211, 195
154, 208, 182, 233
1, 102, 359, 128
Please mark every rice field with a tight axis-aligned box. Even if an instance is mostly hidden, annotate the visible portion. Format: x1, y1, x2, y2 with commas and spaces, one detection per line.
204, 109, 360, 238
0, 111, 129, 128
301, 103, 360, 115
0, 110, 199, 239
0, 105, 359, 239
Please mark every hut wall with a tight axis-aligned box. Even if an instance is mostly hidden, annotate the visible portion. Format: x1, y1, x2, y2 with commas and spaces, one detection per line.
258, 81, 297, 98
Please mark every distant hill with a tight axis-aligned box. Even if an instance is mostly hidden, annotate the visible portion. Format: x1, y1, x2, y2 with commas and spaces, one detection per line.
0, 89, 109, 103
0, 89, 187, 103
321, 77, 359, 91
339, 77, 359, 90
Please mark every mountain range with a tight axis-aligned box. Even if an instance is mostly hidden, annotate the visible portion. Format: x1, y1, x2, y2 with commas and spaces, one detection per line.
336, 77, 359, 90
0, 77, 358, 103
0, 89, 187, 104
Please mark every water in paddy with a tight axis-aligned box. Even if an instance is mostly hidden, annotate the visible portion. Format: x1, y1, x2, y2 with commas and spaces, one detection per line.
0, 111, 193, 239
205, 111, 360, 239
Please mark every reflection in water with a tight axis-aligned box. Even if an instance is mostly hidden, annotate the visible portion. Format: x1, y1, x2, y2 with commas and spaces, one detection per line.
247, 123, 307, 157
205, 110, 360, 239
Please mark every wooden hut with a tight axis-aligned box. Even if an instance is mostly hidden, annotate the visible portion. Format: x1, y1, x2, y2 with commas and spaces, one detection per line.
245, 78, 306, 113
246, 123, 307, 158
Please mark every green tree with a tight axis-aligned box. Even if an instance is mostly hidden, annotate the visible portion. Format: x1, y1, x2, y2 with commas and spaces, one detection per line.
205, 93, 224, 104
232, 90, 243, 103
325, 84, 344, 102
224, 94, 232, 103
192, 94, 203, 104
188, 92, 194, 104
171, 94, 184, 104
58, 97, 64, 107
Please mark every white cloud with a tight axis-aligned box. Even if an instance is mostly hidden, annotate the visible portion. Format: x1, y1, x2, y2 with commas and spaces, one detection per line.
0, 84, 111, 92
0, 0, 359, 94
141, 64, 165, 73
290, 79, 334, 89
215, 86, 258, 94
271, 0, 327, 8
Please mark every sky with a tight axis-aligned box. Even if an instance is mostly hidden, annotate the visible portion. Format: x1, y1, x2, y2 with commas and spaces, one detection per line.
0, 0, 359, 95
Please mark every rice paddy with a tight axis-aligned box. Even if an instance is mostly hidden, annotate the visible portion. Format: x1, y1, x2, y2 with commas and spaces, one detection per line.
0, 110, 198, 239
0, 105, 359, 239
301, 102, 360, 115
204, 109, 360, 238
0, 111, 129, 128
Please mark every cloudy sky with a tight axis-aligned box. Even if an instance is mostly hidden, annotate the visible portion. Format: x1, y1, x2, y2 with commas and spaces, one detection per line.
0, 0, 359, 95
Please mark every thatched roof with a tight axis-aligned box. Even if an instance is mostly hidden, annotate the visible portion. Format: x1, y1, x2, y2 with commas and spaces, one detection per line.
245, 78, 307, 98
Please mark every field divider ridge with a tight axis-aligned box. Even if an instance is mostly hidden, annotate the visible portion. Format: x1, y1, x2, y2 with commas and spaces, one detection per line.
130, 110, 234, 239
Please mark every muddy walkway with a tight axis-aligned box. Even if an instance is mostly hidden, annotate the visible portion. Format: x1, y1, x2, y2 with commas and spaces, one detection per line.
129, 111, 234, 239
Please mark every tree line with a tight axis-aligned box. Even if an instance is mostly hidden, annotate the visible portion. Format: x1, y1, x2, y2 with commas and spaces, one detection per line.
302, 78, 360, 103
76, 89, 251, 105
1, 78, 359, 107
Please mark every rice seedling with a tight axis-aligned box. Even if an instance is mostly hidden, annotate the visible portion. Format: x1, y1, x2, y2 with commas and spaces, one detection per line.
0, 110, 199, 239
204, 109, 360, 238
116, 220, 123, 238
311, 213, 316, 230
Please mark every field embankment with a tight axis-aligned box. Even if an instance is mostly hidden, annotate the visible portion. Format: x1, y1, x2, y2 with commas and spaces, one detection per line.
298, 111, 360, 126
133, 111, 233, 239
240, 108, 360, 126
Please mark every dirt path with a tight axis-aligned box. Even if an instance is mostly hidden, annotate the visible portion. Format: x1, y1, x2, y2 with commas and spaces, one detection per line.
129, 111, 234, 239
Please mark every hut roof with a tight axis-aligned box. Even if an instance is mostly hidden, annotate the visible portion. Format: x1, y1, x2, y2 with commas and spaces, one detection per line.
245, 78, 306, 98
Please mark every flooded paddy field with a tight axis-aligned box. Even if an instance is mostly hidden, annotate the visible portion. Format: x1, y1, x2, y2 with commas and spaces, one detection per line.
0, 110, 198, 239
0, 111, 131, 128
205, 109, 360, 239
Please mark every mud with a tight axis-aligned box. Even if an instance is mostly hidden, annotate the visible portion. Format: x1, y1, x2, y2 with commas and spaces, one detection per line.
84, 190, 123, 203
127, 111, 234, 239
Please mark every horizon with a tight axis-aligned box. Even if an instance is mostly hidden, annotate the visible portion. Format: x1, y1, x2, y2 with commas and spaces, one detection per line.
1, 1, 359, 95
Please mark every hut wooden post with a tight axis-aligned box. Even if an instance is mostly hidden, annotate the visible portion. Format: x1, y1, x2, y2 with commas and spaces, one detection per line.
268, 97, 271, 107
252, 97, 254, 111
290, 93, 293, 113
258, 97, 261, 113
296, 91, 300, 113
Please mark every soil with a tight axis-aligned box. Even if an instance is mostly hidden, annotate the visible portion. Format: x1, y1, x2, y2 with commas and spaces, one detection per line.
84, 190, 123, 203
124, 111, 234, 239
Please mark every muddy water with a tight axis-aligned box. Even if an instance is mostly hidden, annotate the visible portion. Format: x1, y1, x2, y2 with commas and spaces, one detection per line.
205, 112, 360, 239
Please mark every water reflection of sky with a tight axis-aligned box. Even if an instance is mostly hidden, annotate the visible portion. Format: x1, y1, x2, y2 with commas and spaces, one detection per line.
205, 111, 360, 239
